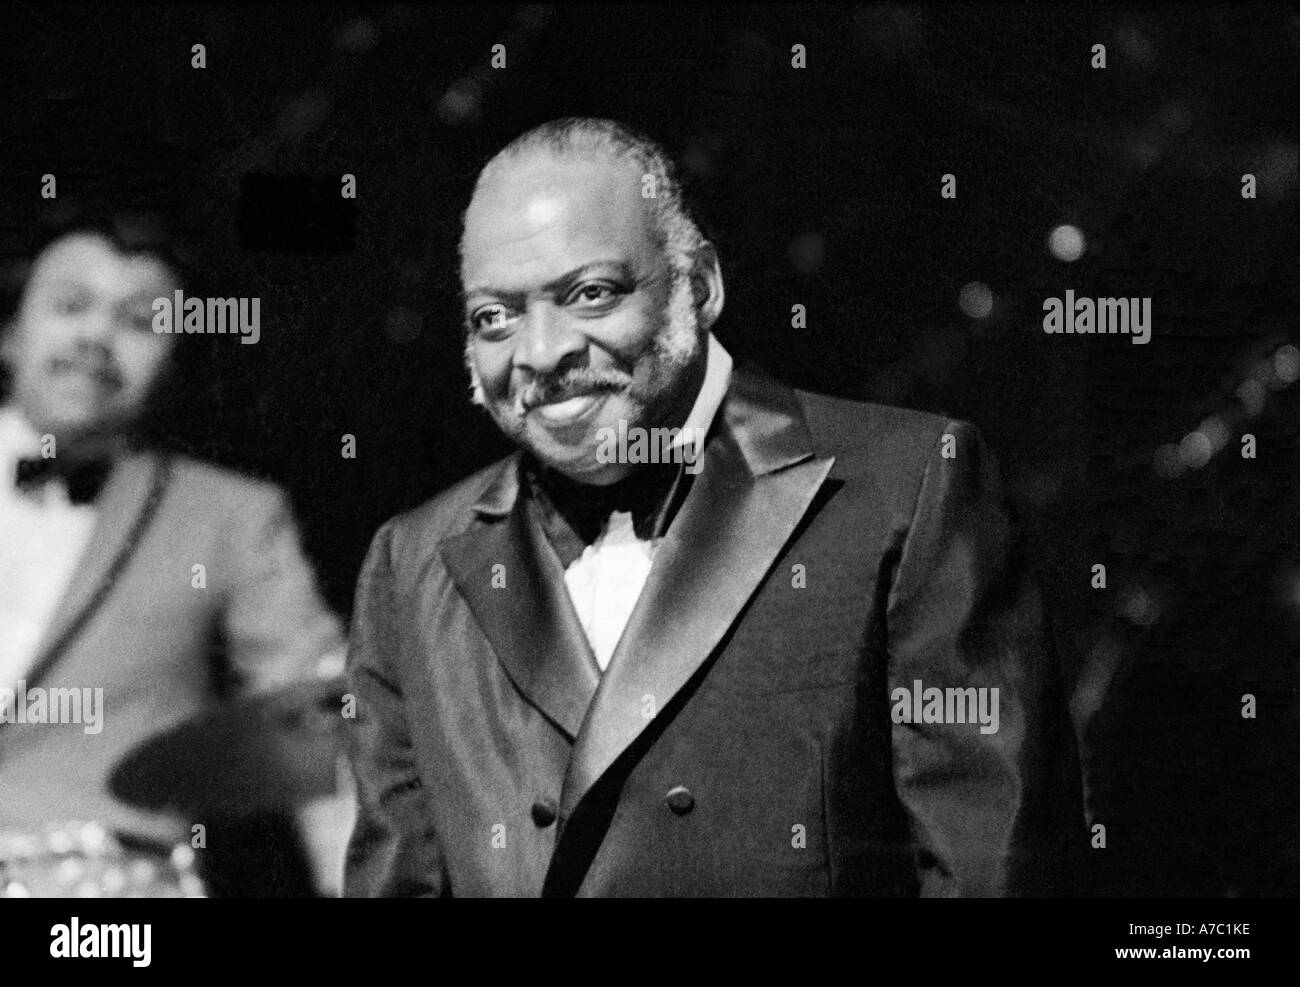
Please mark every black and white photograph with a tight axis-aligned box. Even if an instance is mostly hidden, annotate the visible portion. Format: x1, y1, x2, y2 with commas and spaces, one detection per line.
0, 0, 1295, 966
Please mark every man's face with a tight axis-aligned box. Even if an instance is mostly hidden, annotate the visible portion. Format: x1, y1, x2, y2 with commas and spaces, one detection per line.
460, 152, 703, 484
1, 232, 179, 443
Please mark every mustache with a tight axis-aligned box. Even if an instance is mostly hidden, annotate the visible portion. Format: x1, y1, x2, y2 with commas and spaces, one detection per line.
47, 353, 123, 386
513, 367, 632, 412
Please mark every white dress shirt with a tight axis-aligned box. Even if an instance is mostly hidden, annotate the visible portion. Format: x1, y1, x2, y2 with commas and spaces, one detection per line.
0, 406, 99, 688
563, 334, 733, 671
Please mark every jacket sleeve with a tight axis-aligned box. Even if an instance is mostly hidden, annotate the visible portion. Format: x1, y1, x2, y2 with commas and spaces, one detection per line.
885, 420, 1085, 896
220, 482, 346, 691
342, 520, 447, 897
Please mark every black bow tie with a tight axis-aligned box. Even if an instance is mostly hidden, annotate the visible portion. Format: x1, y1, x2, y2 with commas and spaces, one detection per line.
531, 458, 691, 551
14, 455, 112, 506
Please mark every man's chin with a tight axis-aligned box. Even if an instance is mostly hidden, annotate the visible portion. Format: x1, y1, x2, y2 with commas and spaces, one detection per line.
517, 415, 641, 485
534, 454, 632, 486
25, 403, 128, 446
520, 426, 606, 477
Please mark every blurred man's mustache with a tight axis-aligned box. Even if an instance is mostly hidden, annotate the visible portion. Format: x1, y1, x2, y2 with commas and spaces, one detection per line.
513, 368, 631, 412
48, 353, 123, 387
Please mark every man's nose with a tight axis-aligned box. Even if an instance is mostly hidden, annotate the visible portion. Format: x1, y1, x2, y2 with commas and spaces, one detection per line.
71, 336, 113, 366
71, 305, 117, 348
513, 301, 586, 376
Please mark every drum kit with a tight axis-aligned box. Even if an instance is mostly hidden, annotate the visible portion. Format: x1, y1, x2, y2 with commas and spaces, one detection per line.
0, 676, 350, 898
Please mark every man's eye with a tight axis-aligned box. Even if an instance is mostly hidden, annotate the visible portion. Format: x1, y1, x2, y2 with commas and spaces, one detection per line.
125, 311, 156, 333
470, 306, 516, 335
570, 284, 621, 307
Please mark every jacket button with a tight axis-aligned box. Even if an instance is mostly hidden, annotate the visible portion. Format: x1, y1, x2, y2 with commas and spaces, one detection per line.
665, 786, 695, 815
531, 800, 557, 828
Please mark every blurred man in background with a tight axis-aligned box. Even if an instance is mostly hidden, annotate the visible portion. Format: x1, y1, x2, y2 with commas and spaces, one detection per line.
0, 207, 349, 896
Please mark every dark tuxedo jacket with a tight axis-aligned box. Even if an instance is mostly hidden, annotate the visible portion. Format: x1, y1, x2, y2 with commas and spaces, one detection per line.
0, 452, 343, 845
344, 368, 1085, 897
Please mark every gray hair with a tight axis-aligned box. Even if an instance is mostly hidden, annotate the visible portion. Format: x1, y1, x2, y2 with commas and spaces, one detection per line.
459, 117, 706, 275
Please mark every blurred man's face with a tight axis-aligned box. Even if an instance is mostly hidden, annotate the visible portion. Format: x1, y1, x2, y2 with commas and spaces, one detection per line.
1, 232, 178, 443
460, 152, 705, 484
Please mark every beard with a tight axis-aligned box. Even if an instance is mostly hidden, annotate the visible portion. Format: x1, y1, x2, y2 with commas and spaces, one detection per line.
464, 268, 703, 453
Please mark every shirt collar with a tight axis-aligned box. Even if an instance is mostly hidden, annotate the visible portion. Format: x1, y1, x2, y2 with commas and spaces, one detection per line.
0, 405, 46, 467
672, 333, 732, 450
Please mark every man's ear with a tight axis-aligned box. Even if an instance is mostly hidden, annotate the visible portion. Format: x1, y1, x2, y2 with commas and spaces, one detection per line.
689, 242, 725, 332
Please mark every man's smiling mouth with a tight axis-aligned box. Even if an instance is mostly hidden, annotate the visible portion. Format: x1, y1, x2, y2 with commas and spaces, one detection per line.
530, 392, 604, 426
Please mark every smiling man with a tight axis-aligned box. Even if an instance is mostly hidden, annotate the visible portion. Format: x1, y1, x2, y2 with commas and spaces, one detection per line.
344, 117, 1085, 897
459, 148, 711, 487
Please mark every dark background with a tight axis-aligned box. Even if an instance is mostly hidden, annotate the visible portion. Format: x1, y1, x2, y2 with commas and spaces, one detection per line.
1, 2, 1296, 896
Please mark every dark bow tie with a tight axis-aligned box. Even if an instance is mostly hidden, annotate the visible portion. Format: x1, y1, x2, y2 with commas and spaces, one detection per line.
14, 455, 112, 506
531, 459, 691, 556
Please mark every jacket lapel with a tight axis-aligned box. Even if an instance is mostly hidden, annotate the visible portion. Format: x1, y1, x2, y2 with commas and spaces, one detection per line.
557, 370, 836, 822
439, 456, 601, 741
25, 452, 169, 690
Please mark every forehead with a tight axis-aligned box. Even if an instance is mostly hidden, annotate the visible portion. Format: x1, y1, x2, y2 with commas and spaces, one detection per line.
461, 152, 661, 294
25, 232, 178, 299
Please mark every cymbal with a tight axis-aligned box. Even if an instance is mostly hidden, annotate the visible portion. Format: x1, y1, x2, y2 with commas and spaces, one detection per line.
110, 676, 348, 817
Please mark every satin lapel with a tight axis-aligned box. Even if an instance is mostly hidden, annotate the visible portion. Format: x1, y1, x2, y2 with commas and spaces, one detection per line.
439, 458, 601, 741
25, 452, 166, 690
558, 372, 836, 821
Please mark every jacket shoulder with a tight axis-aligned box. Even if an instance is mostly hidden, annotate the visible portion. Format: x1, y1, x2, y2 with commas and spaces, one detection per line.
792, 387, 956, 466
376, 453, 517, 553
159, 453, 287, 515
